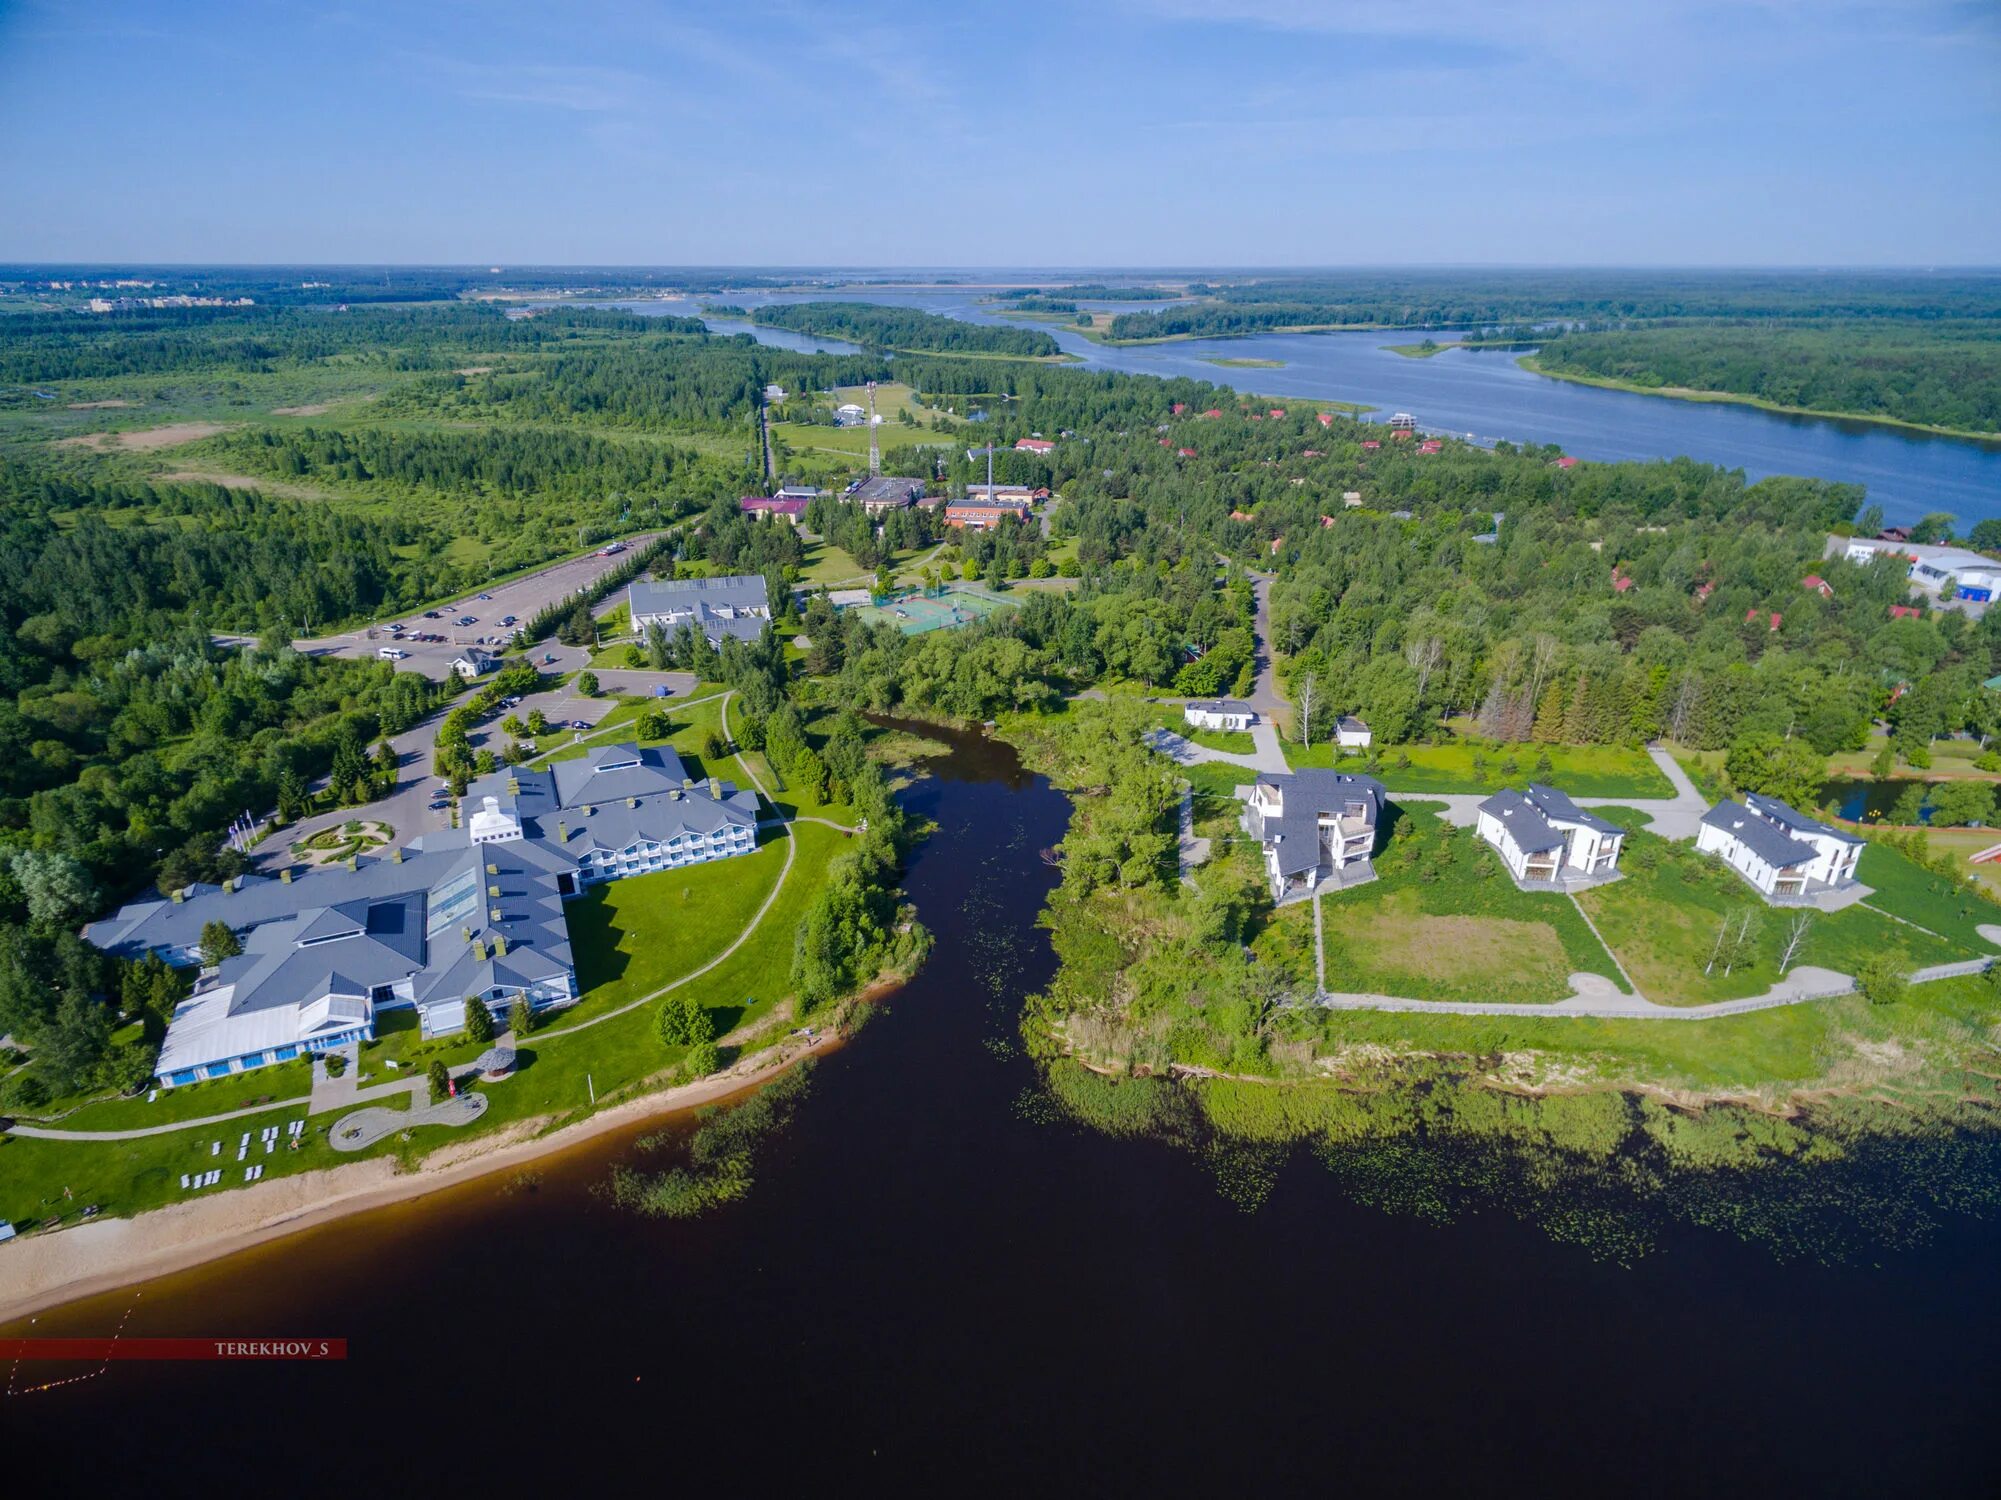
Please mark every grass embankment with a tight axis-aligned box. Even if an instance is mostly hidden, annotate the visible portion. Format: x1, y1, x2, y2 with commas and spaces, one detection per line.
1517, 354, 2001, 443
1200, 357, 1285, 369
1283, 737, 1673, 798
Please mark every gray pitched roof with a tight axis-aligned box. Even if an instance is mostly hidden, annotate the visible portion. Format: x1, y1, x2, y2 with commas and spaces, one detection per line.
1525, 782, 1624, 836
1250, 770, 1386, 877
1743, 791, 1861, 846
1477, 788, 1566, 854
1336, 715, 1370, 733
1702, 801, 1815, 868
627, 574, 771, 644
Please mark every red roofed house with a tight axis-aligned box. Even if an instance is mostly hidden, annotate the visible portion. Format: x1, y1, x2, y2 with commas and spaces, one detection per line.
1199, 408, 1223, 419
1316, 412, 1334, 427
1015, 437, 1054, 454
1745, 608, 1781, 630
1269, 408, 1286, 419
1801, 574, 1832, 597
1178, 447, 1198, 458
1361, 439, 1380, 451
1270, 536, 1284, 555
1158, 437, 1171, 447
1229, 510, 1255, 522
741, 496, 808, 522
1303, 449, 1322, 458
1695, 581, 1715, 602
1320, 515, 1337, 528
1171, 403, 1187, 416
1889, 604, 1922, 620
1418, 439, 1443, 454
1611, 568, 1634, 593
1555, 455, 1579, 469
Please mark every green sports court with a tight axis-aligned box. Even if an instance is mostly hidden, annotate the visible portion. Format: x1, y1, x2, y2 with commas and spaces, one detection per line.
838, 582, 1019, 635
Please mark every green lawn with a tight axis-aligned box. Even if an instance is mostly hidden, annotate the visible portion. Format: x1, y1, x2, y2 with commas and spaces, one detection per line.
1578, 834, 1969, 1006
564, 833, 790, 1022
31, 1057, 315, 1132
1307, 804, 1626, 1002
1284, 737, 1674, 797
1854, 838, 2001, 949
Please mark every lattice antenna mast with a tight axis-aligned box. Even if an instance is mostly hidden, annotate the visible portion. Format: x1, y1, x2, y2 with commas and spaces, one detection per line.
867, 380, 881, 476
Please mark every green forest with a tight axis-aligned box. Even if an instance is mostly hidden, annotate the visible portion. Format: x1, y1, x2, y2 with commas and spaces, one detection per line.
1528, 322, 2001, 434
730, 301, 1062, 357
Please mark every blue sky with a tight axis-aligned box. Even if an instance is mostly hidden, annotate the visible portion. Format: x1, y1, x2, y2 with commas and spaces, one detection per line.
1, 0, 1995, 265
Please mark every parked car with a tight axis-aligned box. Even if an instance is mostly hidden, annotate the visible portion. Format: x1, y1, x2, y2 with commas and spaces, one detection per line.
500, 615, 516, 626
377, 647, 408, 660
478, 592, 493, 600
423, 610, 441, 619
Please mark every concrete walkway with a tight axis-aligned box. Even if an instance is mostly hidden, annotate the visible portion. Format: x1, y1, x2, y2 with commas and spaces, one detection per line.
1177, 789, 1210, 886
1144, 725, 1286, 775
1381, 747, 1710, 837
330, 1089, 487, 1152
1314, 954, 1994, 1022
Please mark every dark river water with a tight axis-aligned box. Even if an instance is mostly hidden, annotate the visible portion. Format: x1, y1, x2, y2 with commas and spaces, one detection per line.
568, 288, 2001, 526
7, 724, 1998, 1491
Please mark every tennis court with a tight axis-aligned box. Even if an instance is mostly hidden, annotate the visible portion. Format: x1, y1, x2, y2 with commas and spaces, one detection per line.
839, 582, 1019, 635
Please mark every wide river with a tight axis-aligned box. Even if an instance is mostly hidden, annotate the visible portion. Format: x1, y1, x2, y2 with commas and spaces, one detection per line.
9, 724, 1997, 1490
578, 288, 2001, 526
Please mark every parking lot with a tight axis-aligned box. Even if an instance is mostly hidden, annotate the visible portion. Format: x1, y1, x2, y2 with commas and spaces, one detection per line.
287, 535, 662, 681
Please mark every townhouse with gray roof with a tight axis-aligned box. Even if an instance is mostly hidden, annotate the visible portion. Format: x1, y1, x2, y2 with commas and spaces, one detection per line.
1240, 769, 1387, 901
85, 743, 759, 1087
1695, 791, 1863, 905
628, 573, 771, 646
1476, 783, 1625, 889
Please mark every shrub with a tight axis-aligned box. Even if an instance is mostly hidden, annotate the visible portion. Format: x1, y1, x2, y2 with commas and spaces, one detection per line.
321, 1051, 348, 1078
1857, 955, 1907, 1006
508, 997, 535, 1037
427, 1059, 452, 1102
657, 991, 717, 1046
683, 1038, 721, 1078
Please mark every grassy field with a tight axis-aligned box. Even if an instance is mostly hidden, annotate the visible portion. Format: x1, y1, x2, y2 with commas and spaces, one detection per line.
1284, 738, 1674, 797
1577, 835, 1968, 1006
33, 1056, 315, 1132
1308, 805, 1626, 1002
565, 834, 790, 1022
1200, 357, 1285, 369
771, 380, 958, 462
1852, 837, 2001, 949
1826, 733, 2001, 781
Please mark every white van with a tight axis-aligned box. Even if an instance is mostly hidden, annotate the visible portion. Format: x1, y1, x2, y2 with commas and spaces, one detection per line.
378, 646, 409, 660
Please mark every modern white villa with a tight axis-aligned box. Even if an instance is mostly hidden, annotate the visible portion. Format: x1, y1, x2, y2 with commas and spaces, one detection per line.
1240, 770, 1387, 901
627, 574, 771, 647
1334, 715, 1372, 749
1696, 792, 1864, 904
85, 742, 760, 1087
1184, 699, 1257, 732
1476, 783, 1626, 888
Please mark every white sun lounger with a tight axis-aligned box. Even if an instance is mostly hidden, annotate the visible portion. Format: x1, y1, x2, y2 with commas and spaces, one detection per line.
180, 1174, 190, 1189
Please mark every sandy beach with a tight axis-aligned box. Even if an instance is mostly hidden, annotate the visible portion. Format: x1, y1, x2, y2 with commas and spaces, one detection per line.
0, 1030, 840, 1325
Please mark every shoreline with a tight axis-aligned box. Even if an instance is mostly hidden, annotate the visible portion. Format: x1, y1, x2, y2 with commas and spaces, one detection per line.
0, 1027, 845, 1326
1516, 355, 2001, 445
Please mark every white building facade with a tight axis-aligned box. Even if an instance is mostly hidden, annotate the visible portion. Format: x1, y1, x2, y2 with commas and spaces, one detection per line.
1696, 793, 1863, 902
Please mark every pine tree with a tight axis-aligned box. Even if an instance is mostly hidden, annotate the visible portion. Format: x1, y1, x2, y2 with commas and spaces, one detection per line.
463, 994, 495, 1044
427, 1059, 452, 1103
1561, 672, 1593, 743
508, 997, 534, 1037
1531, 681, 1565, 743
